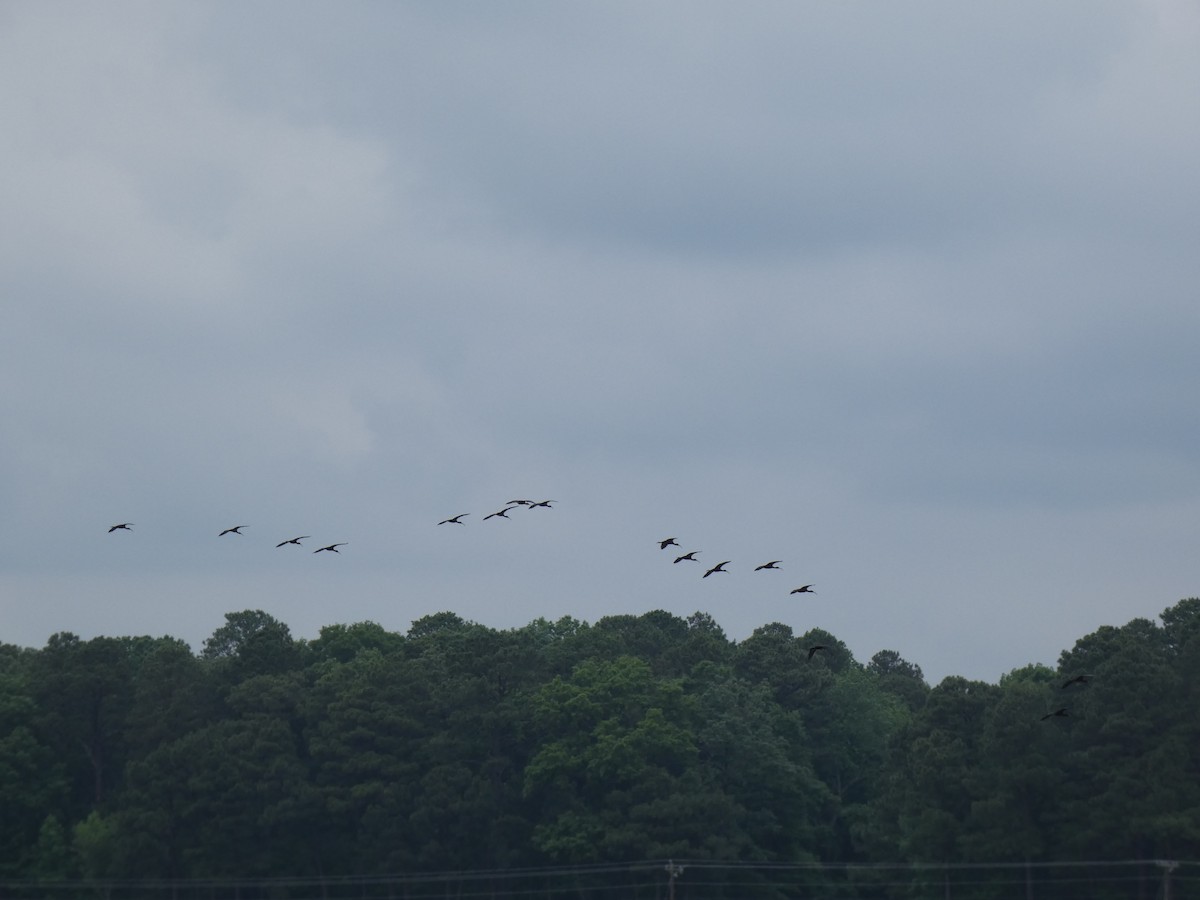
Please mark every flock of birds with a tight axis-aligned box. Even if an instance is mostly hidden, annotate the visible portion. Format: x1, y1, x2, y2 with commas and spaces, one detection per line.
654, 536, 815, 596
107, 522, 348, 554
436, 498, 557, 525
651, 537, 1097, 706
109, 510, 1088, 715
105, 499, 560, 552
651, 537, 827, 660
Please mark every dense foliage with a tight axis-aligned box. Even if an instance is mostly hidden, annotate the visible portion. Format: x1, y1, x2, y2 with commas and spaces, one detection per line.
2, 600, 1198, 885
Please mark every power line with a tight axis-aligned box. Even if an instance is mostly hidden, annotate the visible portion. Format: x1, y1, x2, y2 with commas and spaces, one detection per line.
2, 858, 1193, 897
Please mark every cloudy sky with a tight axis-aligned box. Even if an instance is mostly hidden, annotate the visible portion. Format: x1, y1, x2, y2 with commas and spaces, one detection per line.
2, 1, 1197, 683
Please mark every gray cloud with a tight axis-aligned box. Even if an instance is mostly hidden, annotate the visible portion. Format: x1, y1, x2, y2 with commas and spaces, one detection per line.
1, 1, 1197, 684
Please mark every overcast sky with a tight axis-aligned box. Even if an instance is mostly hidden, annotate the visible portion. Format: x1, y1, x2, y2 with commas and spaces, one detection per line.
2, 1, 1197, 683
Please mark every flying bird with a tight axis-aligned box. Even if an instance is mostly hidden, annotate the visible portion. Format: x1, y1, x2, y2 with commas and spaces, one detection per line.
673, 551, 700, 563
219, 526, 246, 536
108, 523, 133, 533
702, 561, 731, 578
313, 543, 348, 554
659, 538, 680, 550
790, 585, 815, 594
528, 500, 555, 509
484, 507, 517, 520
507, 499, 533, 506
755, 561, 782, 571
1061, 674, 1092, 689
438, 514, 469, 525
1041, 707, 1070, 721
807, 645, 828, 661
275, 536, 310, 548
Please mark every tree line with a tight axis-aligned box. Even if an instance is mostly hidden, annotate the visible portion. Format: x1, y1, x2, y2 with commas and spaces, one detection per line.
1, 599, 1198, 894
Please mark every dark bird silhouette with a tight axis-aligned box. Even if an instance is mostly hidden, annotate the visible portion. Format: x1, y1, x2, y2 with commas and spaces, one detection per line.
438, 514, 469, 525
528, 500, 555, 509
1061, 674, 1092, 689
108, 523, 133, 532
790, 584, 815, 594
703, 561, 731, 578
219, 526, 246, 536
755, 560, 782, 571
484, 507, 517, 520
275, 535, 310, 548
673, 551, 700, 563
314, 543, 347, 554
659, 538, 680, 550
1041, 707, 1070, 721
807, 645, 828, 661
507, 499, 533, 506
